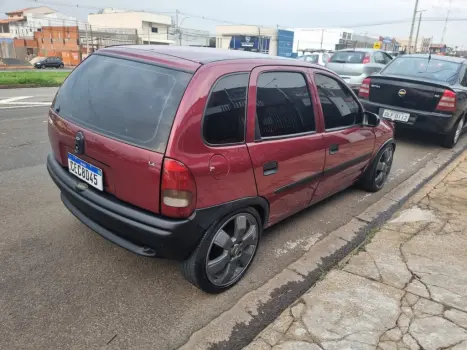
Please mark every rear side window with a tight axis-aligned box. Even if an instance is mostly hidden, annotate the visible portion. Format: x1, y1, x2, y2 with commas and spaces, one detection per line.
330, 51, 366, 64
256, 72, 315, 138
315, 74, 361, 130
203, 73, 248, 145
52, 54, 192, 153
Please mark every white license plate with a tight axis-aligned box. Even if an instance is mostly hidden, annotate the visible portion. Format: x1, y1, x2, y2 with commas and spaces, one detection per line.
68, 153, 103, 191
382, 109, 410, 123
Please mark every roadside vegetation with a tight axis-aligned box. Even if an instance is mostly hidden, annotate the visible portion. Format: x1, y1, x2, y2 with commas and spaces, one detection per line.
0, 71, 70, 87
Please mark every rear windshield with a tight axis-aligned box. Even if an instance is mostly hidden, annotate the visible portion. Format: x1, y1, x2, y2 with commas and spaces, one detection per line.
52, 54, 192, 153
330, 51, 366, 64
382, 57, 460, 83
298, 55, 319, 63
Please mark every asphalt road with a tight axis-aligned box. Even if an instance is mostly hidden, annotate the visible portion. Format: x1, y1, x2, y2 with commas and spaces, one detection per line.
0, 88, 462, 350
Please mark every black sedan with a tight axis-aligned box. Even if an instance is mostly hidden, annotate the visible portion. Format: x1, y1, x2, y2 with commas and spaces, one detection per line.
34, 57, 65, 69
359, 54, 467, 148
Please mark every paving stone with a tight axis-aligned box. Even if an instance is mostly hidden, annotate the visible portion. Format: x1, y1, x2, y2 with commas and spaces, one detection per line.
379, 341, 397, 350
444, 309, 467, 330
398, 313, 411, 334
243, 338, 272, 350
271, 312, 294, 334
272, 340, 321, 350
410, 316, 467, 350
291, 303, 306, 320
322, 340, 373, 350
344, 251, 382, 281
402, 306, 414, 319
402, 334, 419, 350
285, 321, 315, 343
413, 298, 444, 316
301, 270, 403, 344
451, 340, 467, 350
405, 293, 420, 306
405, 279, 430, 299
260, 325, 284, 346
384, 328, 402, 342
364, 230, 413, 289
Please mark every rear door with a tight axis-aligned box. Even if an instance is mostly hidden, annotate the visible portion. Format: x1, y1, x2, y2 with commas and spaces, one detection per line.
246, 66, 326, 225
312, 72, 375, 199
48, 53, 192, 214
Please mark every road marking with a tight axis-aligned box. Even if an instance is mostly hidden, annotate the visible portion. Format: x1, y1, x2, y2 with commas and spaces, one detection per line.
0, 96, 33, 104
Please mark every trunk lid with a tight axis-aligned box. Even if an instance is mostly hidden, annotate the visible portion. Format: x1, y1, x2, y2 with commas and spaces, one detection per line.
368, 75, 450, 112
48, 53, 193, 214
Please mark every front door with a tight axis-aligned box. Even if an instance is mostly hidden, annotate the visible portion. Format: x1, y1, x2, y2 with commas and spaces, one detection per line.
312, 72, 375, 200
246, 66, 326, 226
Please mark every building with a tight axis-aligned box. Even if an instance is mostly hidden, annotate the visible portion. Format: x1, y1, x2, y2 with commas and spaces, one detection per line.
1, 6, 55, 38
216, 25, 277, 55
294, 28, 354, 53
88, 8, 174, 45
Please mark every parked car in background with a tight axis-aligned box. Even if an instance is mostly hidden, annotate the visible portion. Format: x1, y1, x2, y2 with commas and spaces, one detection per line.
47, 46, 395, 294
297, 52, 331, 66
359, 54, 467, 148
326, 48, 393, 93
34, 57, 65, 69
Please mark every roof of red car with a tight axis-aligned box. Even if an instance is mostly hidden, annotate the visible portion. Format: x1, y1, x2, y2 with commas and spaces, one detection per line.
100, 45, 314, 67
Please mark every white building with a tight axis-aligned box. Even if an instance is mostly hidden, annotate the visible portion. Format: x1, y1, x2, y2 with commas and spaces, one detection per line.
294, 27, 354, 53
0, 6, 68, 38
88, 8, 174, 45
216, 25, 278, 55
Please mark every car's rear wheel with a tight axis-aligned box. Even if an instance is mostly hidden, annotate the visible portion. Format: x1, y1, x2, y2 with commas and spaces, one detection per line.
41, 65, 46, 69
181, 207, 261, 294
441, 116, 464, 149
359, 144, 394, 192
59, 63, 64, 68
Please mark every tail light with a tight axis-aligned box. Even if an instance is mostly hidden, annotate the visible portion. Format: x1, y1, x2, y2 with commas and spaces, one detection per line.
328, 56, 332, 62
362, 54, 371, 64
436, 90, 457, 112
161, 158, 197, 218
358, 77, 371, 99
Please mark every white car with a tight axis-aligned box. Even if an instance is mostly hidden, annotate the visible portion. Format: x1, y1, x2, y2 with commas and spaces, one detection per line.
296, 52, 331, 66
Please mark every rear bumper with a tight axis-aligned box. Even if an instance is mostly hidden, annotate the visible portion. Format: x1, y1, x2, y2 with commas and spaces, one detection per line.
361, 100, 455, 134
47, 154, 206, 260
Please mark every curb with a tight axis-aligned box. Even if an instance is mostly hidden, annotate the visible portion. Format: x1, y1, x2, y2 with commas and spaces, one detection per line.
178, 140, 467, 350
0, 84, 61, 89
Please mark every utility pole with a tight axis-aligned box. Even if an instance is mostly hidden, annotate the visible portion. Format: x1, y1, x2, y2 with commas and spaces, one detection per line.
320, 29, 324, 50
414, 10, 426, 53
440, 0, 452, 44
407, 0, 419, 54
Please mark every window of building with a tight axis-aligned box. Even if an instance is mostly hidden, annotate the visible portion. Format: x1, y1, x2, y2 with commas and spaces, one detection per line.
203, 73, 249, 145
151, 27, 158, 33
256, 72, 315, 138
315, 74, 362, 130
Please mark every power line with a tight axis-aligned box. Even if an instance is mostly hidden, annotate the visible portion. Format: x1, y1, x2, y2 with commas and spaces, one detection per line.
30, 0, 465, 30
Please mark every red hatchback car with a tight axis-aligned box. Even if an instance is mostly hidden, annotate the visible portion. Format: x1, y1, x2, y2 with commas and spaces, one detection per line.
47, 46, 395, 293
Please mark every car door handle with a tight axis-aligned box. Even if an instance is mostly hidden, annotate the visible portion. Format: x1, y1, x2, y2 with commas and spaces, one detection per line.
329, 144, 339, 154
263, 161, 278, 176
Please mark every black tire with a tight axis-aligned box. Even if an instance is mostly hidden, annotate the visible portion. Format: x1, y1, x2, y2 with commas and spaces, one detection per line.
359, 143, 394, 193
41, 65, 46, 69
181, 207, 262, 294
59, 64, 64, 68
441, 116, 464, 149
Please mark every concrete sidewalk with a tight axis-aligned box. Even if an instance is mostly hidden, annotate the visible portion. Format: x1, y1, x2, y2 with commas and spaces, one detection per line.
245, 151, 467, 350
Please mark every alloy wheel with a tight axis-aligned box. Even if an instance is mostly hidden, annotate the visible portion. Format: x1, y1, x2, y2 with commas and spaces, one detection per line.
454, 117, 464, 145
206, 213, 259, 287
375, 147, 393, 188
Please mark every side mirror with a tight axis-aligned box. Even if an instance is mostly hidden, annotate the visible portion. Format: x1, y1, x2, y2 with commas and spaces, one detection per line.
363, 111, 380, 127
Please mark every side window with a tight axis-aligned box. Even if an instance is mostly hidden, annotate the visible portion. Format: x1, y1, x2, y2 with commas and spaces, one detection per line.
383, 53, 393, 64
460, 66, 467, 87
374, 51, 385, 64
315, 74, 362, 130
203, 73, 248, 145
256, 71, 316, 138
